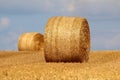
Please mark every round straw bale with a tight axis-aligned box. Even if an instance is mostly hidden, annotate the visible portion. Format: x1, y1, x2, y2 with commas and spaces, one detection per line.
18, 32, 44, 51
44, 16, 90, 62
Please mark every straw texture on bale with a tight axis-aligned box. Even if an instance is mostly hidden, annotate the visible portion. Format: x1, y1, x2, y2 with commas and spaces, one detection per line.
18, 32, 44, 51
44, 16, 90, 62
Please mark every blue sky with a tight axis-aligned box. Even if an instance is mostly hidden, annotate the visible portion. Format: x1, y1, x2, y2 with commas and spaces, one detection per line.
0, 0, 120, 50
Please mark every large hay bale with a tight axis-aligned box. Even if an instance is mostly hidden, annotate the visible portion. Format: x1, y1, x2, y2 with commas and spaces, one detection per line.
44, 16, 90, 62
18, 32, 44, 51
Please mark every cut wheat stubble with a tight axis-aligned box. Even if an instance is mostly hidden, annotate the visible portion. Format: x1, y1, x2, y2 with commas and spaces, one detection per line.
18, 32, 44, 51
44, 16, 90, 62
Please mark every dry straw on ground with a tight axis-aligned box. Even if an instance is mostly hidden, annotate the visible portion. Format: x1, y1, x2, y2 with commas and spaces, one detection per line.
18, 32, 44, 51
44, 16, 90, 62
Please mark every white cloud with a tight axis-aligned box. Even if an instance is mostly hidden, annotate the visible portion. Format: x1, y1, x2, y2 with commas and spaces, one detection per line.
0, 0, 120, 19
0, 17, 10, 31
0, 17, 10, 26
67, 4, 74, 12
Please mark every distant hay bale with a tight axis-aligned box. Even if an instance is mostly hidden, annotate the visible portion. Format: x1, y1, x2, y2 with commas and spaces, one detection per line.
44, 16, 90, 62
18, 32, 44, 51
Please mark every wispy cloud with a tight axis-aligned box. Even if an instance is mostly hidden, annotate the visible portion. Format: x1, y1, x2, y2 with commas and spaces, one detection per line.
0, 32, 19, 50
0, 0, 119, 19
105, 34, 120, 49
92, 29, 120, 50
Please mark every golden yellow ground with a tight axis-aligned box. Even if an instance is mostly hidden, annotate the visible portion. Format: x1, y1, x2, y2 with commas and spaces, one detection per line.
0, 50, 120, 80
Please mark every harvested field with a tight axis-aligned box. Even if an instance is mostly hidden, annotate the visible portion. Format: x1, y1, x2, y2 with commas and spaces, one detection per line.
0, 50, 120, 80
0, 51, 45, 67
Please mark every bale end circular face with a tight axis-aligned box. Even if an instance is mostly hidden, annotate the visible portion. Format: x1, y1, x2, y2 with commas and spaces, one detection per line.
44, 16, 90, 62
18, 32, 44, 51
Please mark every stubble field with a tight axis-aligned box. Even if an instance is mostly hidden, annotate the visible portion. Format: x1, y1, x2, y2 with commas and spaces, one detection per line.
0, 50, 120, 80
